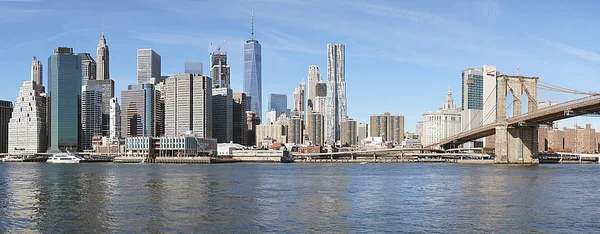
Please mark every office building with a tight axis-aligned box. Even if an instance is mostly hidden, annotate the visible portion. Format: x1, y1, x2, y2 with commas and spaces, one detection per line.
96, 32, 110, 81
421, 87, 462, 147
211, 52, 230, 88
357, 123, 368, 142
341, 118, 357, 146
268, 93, 287, 116
163, 74, 212, 138
78, 53, 96, 86
287, 117, 303, 144
306, 112, 324, 146
244, 11, 262, 120
0, 101, 13, 153
314, 82, 327, 114
31, 56, 43, 87
87, 79, 114, 136
81, 85, 103, 150
137, 49, 162, 84
109, 97, 121, 139
121, 84, 157, 137
47, 47, 82, 153
233, 93, 248, 145
293, 82, 305, 118
265, 110, 277, 125
461, 68, 485, 148
306, 65, 321, 114
370, 113, 405, 145
325, 43, 346, 145
8, 79, 47, 154
246, 111, 260, 146
184, 61, 203, 75
212, 87, 232, 142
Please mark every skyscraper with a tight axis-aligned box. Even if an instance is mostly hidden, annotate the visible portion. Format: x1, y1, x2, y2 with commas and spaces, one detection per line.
96, 32, 109, 81
211, 52, 230, 88
357, 123, 368, 142
314, 82, 327, 114
137, 49, 162, 84
78, 53, 96, 86
244, 11, 262, 120
233, 93, 248, 145
268, 94, 287, 116
163, 74, 212, 138
81, 85, 102, 150
370, 113, 405, 145
31, 56, 43, 93
87, 79, 115, 136
341, 118, 357, 146
0, 100, 13, 153
325, 43, 346, 145
307, 112, 324, 146
461, 68, 484, 148
8, 80, 47, 154
422, 88, 462, 147
293, 82, 305, 118
184, 61, 203, 75
109, 97, 121, 139
212, 88, 232, 143
121, 84, 156, 137
287, 117, 303, 144
47, 47, 82, 153
306, 65, 321, 117
246, 111, 260, 146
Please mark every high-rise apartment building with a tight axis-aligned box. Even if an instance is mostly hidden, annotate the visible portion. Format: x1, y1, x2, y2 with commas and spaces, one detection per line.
307, 112, 324, 146
313, 82, 327, 114
325, 43, 346, 145
246, 111, 260, 146
96, 32, 109, 81
78, 53, 96, 86
163, 74, 212, 138
341, 118, 357, 146
121, 84, 156, 137
137, 49, 162, 84
357, 123, 368, 142
184, 61, 203, 75
211, 52, 230, 88
212, 87, 232, 143
370, 112, 405, 145
81, 85, 103, 150
47, 47, 82, 153
461, 67, 485, 148
306, 65, 321, 113
109, 97, 121, 139
421, 87, 462, 147
268, 94, 287, 116
244, 12, 262, 120
0, 100, 13, 153
233, 93, 248, 145
287, 117, 303, 144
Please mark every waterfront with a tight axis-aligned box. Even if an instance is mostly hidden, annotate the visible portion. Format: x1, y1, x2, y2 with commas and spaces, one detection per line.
1, 163, 600, 233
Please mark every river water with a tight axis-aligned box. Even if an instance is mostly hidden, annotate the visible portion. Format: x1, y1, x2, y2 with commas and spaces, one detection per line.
1, 163, 599, 233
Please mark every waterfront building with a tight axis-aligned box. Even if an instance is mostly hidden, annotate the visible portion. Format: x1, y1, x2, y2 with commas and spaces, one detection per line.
125, 136, 217, 157
184, 61, 203, 75
47, 47, 82, 153
287, 117, 303, 144
341, 118, 358, 146
78, 53, 96, 86
163, 74, 212, 138
370, 113, 405, 145
137, 49, 162, 84
306, 112, 324, 146
325, 43, 346, 145
233, 93, 248, 145
96, 32, 109, 81
256, 122, 287, 146
246, 111, 260, 146
0, 101, 13, 153
109, 97, 121, 139
421, 87, 462, 147
268, 93, 287, 116
212, 87, 232, 143
81, 85, 103, 150
244, 11, 262, 120
217, 142, 246, 156
306, 65, 321, 114
211, 52, 230, 88
357, 123, 368, 143
120, 84, 159, 137
87, 79, 115, 136
538, 124, 600, 154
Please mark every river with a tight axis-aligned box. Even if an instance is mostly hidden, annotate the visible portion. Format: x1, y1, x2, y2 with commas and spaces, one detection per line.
0, 163, 599, 233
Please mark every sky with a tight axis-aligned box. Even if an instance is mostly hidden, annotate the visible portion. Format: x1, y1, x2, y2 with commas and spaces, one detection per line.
1, 0, 600, 132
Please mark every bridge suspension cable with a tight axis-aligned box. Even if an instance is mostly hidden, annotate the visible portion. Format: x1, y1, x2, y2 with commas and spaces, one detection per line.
538, 81, 600, 96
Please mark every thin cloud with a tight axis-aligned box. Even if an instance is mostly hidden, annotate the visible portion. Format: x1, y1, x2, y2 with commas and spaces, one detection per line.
539, 38, 600, 63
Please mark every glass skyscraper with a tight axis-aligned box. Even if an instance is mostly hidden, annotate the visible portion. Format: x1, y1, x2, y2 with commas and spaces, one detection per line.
137, 49, 162, 84
184, 61, 203, 75
47, 47, 82, 153
268, 93, 287, 117
243, 14, 262, 120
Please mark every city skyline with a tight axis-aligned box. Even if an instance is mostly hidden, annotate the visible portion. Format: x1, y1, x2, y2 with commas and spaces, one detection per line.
1, 0, 600, 131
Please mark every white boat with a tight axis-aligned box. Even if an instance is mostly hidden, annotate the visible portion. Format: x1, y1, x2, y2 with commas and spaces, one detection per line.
360, 162, 368, 165
47, 152, 82, 164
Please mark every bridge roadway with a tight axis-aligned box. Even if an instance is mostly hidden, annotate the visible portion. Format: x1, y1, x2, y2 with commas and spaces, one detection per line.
428, 95, 600, 148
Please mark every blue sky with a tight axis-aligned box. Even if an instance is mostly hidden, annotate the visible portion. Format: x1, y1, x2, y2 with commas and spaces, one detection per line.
1, 0, 600, 132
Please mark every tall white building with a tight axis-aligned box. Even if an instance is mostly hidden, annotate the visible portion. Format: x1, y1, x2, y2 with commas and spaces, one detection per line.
325, 43, 346, 145
8, 57, 47, 154
81, 85, 103, 150
293, 81, 305, 116
482, 64, 497, 125
164, 74, 212, 138
265, 109, 277, 125
306, 65, 321, 115
109, 97, 121, 139
421, 87, 462, 147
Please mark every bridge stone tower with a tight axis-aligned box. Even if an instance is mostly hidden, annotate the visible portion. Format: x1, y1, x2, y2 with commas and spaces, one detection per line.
495, 74, 539, 163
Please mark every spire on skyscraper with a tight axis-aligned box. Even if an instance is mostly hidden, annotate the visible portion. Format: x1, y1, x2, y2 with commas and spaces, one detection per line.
251, 10, 254, 41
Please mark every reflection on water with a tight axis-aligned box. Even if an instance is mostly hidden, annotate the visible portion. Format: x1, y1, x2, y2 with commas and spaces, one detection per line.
1, 163, 600, 232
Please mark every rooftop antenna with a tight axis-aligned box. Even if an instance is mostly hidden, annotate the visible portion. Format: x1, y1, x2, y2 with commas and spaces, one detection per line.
251, 10, 254, 40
